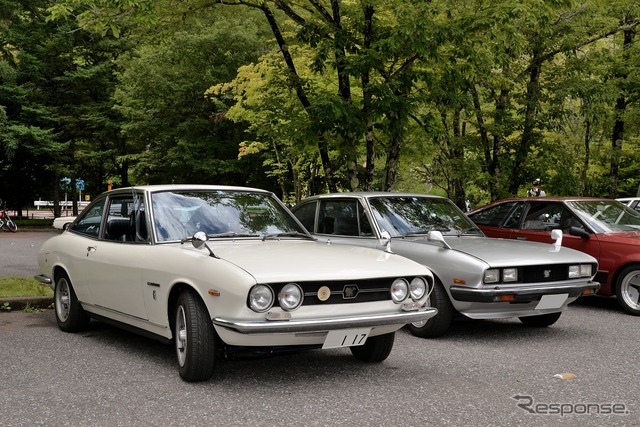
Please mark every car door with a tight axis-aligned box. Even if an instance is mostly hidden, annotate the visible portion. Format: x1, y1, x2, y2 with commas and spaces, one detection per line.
81, 193, 149, 319
509, 200, 602, 263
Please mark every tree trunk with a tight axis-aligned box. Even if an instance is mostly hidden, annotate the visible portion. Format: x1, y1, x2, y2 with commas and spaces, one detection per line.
608, 25, 635, 198
362, 4, 375, 191
259, 3, 336, 192
508, 49, 543, 196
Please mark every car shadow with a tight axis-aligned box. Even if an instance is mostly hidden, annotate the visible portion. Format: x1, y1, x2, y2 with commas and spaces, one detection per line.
73, 318, 399, 384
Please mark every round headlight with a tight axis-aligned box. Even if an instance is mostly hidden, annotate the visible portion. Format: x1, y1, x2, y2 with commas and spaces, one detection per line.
249, 284, 274, 312
278, 283, 303, 311
409, 277, 427, 301
390, 278, 409, 303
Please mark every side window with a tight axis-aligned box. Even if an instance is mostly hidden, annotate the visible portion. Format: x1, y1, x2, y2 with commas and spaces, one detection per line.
469, 202, 520, 228
104, 195, 148, 243
522, 203, 564, 231
319, 200, 372, 237
292, 202, 317, 233
70, 199, 105, 238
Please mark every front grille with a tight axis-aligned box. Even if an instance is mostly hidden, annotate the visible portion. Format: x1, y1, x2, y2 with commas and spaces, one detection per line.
519, 264, 595, 283
266, 277, 422, 306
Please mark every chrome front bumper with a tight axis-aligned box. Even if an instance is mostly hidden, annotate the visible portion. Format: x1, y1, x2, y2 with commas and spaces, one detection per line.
213, 307, 438, 334
449, 280, 600, 303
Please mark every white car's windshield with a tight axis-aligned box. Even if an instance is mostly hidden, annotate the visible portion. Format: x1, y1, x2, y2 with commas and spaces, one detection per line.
567, 200, 640, 233
152, 190, 305, 242
368, 196, 483, 237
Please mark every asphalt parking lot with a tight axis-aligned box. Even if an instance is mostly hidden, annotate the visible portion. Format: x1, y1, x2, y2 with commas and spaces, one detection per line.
1, 231, 637, 426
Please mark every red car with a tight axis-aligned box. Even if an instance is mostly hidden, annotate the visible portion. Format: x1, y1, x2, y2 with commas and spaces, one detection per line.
468, 197, 640, 315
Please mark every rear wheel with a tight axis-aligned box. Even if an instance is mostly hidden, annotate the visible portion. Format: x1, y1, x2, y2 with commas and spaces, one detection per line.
54, 271, 89, 332
406, 279, 453, 338
615, 266, 640, 316
518, 312, 562, 327
174, 290, 217, 382
350, 332, 395, 363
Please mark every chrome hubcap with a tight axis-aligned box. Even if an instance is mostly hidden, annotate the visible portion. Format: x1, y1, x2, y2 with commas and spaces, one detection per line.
621, 271, 640, 311
56, 279, 71, 322
176, 306, 187, 367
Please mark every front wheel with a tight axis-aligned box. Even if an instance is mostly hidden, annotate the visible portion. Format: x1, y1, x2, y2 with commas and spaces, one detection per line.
518, 311, 562, 327
174, 290, 217, 382
54, 271, 89, 332
6, 218, 17, 232
350, 332, 395, 363
406, 279, 453, 338
615, 266, 640, 315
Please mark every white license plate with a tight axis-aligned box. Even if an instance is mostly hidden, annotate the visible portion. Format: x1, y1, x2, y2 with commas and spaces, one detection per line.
535, 293, 569, 310
322, 328, 371, 349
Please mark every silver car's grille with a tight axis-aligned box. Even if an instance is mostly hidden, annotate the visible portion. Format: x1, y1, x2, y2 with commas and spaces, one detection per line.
520, 264, 596, 283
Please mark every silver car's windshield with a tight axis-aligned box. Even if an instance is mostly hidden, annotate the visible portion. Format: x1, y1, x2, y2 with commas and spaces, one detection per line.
567, 200, 640, 233
368, 196, 482, 237
151, 190, 306, 242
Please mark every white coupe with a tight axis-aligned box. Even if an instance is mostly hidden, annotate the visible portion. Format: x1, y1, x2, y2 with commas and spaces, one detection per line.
36, 185, 436, 382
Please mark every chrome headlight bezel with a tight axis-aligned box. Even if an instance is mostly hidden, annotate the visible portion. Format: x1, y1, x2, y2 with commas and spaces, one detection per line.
390, 278, 409, 303
278, 283, 303, 311
409, 277, 427, 301
248, 284, 274, 313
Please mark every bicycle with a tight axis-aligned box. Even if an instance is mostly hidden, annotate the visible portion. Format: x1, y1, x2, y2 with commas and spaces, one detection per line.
0, 203, 18, 232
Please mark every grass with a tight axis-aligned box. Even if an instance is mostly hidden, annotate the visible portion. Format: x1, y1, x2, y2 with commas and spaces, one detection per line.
0, 277, 53, 298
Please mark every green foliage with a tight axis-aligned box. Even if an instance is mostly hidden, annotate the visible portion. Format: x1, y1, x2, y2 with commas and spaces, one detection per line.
1, 0, 639, 205
0, 277, 53, 298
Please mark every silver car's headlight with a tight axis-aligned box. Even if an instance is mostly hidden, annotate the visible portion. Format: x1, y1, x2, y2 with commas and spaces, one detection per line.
390, 278, 409, 303
278, 283, 303, 311
502, 268, 518, 282
484, 269, 499, 284
409, 277, 427, 301
580, 264, 593, 277
249, 284, 274, 312
568, 265, 580, 278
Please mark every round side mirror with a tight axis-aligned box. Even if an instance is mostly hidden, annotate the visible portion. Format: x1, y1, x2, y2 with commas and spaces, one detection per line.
192, 231, 208, 249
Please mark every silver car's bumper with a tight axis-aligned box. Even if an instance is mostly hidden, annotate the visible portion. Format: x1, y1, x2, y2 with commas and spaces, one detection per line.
213, 307, 438, 334
449, 280, 600, 303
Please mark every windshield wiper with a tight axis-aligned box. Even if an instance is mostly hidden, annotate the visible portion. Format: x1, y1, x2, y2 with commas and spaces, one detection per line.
262, 232, 315, 241
456, 227, 482, 236
208, 232, 260, 238
402, 230, 431, 237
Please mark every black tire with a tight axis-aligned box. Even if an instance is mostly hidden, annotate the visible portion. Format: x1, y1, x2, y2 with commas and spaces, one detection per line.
174, 290, 217, 382
54, 271, 90, 332
518, 311, 562, 327
350, 331, 395, 363
406, 279, 453, 338
6, 219, 17, 232
615, 266, 640, 316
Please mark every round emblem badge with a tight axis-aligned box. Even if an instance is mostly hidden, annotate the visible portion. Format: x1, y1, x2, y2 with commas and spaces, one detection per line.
317, 286, 331, 301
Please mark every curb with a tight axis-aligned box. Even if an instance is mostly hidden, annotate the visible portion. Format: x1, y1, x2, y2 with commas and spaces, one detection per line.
0, 296, 54, 311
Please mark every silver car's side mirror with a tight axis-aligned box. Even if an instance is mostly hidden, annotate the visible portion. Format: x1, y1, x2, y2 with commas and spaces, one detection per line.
427, 230, 451, 249
550, 229, 563, 248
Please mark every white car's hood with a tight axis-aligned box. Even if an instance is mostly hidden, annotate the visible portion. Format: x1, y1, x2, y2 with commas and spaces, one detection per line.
208, 240, 429, 282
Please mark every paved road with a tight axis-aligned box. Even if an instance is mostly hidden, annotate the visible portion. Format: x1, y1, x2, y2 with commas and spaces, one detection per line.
0, 297, 637, 426
1, 232, 638, 426
0, 231, 58, 277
